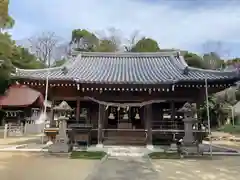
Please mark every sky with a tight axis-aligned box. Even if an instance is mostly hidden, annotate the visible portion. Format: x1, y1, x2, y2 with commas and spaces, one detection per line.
8, 0, 240, 57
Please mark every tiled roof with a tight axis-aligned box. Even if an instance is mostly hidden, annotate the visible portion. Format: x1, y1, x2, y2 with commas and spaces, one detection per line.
14, 52, 239, 84
0, 85, 44, 107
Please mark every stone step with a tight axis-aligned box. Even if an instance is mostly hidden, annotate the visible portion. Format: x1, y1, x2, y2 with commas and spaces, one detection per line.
106, 146, 146, 157
108, 152, 144, 157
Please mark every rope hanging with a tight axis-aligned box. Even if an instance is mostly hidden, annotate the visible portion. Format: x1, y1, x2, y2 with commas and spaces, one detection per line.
84, 96, 165, 108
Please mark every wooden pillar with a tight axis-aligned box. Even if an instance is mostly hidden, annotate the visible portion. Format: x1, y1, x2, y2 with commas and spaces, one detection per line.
170, 101, 176, 129
170, 101, 175, 121
76, 98, 80, 122
50, 99, 55, 127
146, 104, 153, 149
97, 104, 104, 147
196, 89, 205, 128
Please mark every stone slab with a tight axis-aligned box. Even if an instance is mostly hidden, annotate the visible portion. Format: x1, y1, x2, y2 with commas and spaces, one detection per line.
85, 157, 158, 180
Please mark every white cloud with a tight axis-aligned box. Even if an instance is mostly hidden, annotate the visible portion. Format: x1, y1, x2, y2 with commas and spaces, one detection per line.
10, 0, 240, 51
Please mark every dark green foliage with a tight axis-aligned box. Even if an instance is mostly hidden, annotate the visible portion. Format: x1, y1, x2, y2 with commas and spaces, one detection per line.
148, 152, 180, 159
218, 124, 240, 134
130, 38, 160, 52
0, 33, 45, 94
70, 151, 106, 159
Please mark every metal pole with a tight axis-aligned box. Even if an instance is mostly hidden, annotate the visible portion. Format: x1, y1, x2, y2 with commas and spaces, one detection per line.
231, 106, 235, 126
43, 71, 49, 115
205, 78, 212, 157
41, 70, 49, 144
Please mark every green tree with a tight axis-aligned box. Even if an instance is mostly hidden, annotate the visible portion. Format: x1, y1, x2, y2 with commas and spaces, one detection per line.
200, 87, 238, 127
71, 29, 99, 52
0, 0, 14, 31
130, 38, 160, 52
95, 39, 118, 52
184, 52, 206, 69
0, 33, 45, 94
10, 46, 45, 69
0, 33, 13, 94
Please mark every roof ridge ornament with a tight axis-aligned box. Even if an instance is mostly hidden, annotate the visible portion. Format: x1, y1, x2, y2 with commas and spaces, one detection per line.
61, 66, 68, 75
183, 66, 189, 75
176, 51, 181, 58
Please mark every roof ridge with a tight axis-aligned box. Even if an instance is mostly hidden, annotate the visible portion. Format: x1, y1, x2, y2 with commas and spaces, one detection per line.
188, 66, 238, 74
172, 55, 237, 76
16, 66, 61, 73
79, 51, 180, 57
16, 56, 77, 73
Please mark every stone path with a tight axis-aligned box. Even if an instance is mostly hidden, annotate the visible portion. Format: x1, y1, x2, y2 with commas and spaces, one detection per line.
86, 157, 159, 180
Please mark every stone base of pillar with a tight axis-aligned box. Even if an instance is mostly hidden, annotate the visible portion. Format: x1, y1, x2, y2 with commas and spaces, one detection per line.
146, 144, 154, 150
96, 143, 104, 148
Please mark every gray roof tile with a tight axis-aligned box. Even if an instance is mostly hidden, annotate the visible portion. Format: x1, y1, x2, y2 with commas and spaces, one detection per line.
14, 52, 239, 84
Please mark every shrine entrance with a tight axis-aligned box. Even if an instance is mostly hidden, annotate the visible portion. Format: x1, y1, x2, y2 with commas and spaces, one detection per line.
103, 106, 147, 145
106, 106, 143, 129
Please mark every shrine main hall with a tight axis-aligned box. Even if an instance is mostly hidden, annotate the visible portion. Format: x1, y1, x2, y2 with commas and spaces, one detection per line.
13, 51, 240, 146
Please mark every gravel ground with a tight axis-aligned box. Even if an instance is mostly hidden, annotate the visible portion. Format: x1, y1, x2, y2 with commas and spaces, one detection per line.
0, 130, 4, 139
152, 156, 240, 180
0, 151, 239, 180
0, 152, 98, 180
0, 135, 42, 146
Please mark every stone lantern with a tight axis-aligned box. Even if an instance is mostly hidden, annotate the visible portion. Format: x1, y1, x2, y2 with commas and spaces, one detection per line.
178, 102, 197, 145
48, 101, 73, 153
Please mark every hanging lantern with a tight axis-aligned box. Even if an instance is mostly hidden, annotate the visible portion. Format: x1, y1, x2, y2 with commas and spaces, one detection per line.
108, 107, 115, 119
123, 107, 129, 120
108, 113, 115, 119
135, 108, 140, 119
135, 113, 140, 119
123, 113, 129, 120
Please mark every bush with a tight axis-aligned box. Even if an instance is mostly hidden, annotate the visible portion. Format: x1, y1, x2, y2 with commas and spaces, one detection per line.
70, 151, 106, 159
217, 124, 240, 134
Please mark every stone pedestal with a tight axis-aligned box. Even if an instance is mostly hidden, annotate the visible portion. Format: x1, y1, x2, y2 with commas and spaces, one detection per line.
49, 116, 70, 153
181, 117, 199, 155
146, 144, 154, 150
182, 117, 197, 145
96, 144, 103, 148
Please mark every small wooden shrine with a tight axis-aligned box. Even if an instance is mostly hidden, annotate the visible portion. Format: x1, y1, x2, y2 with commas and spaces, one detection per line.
0, 85, 44, 125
